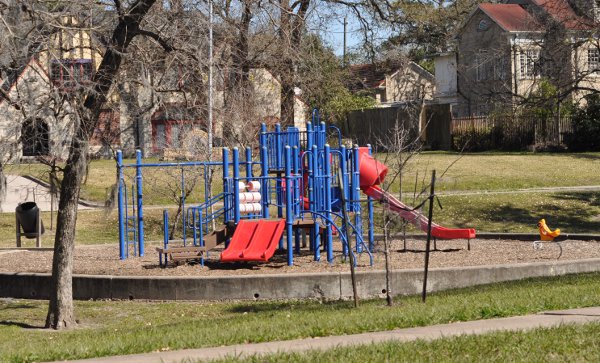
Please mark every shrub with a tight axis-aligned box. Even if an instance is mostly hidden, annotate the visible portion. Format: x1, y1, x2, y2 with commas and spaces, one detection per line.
564, 95, 600, 151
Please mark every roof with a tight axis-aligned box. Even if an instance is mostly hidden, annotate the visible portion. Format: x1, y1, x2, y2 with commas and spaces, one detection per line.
532, 0, 595, 30
478, 3, 542, 32
348, 64, 387, 91
348, 61, 434, 92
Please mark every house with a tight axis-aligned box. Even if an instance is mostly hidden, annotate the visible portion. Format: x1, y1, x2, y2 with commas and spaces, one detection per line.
0, 16, 107, 161
147, 68, 309, 158
0, 15, 308, 161
348, 61, 435, 104
447, 0, 600, 116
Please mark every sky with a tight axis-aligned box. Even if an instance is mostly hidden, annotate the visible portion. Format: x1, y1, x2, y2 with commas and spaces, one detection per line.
314, 11, 393, 57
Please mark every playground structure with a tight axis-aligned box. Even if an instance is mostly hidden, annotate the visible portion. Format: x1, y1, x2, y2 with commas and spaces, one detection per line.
116, 111, 476, 267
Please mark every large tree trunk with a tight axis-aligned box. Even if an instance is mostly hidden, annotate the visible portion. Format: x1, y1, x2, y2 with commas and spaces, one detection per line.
45, 0, 157, 330
223, 1, 253, 144
278, 0, 309, 127
45, 129, 88, 329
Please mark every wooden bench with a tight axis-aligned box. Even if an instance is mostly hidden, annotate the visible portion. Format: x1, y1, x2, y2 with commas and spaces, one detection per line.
156, 245, 209, 266
157, 222, 235, 267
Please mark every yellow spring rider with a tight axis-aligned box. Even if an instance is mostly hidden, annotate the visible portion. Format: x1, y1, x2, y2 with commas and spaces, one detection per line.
537, 219, 561, 241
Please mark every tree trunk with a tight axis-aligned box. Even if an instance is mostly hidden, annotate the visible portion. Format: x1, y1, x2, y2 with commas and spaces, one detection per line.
44, 0, 158, 329
280, 66, 295, 126
278, 0, 309, 127
383, 212, 393, 306
45, 131, 88, 329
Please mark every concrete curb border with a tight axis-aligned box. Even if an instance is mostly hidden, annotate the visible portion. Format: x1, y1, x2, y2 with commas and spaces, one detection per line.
2, 258, 600, 301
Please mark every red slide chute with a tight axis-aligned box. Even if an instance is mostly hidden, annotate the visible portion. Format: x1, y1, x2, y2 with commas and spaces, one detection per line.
358, 148, 475, 240
221, 219, 286, 262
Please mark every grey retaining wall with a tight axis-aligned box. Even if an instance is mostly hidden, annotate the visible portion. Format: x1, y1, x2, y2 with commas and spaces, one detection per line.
2, 258, 600, 301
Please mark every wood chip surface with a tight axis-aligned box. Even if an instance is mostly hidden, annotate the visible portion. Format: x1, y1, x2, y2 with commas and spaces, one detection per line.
1, 238, 598, 277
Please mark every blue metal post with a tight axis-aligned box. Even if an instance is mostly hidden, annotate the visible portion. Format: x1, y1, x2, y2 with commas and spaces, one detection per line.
319, 122, 326, 149
199, 209, 205, 265
292, 146, 300, 216
163, 209, 169, 250
260, 146, 269, 219
311, 144, 320, 258
324, 144, 334, 263
293, 146, 301, 254
306, 121, 313, 150
352, 146, 362, 253
284, 146, 294, 266
367, 144, 375, 251
181, 167, 186, 246
259, 123, 267, 153
306, 122, 314, 252
117, 150, 126, 260
222, 148, 231, 248
313, 221, 320, 261
135, 150, 145, 257
233, 147, 241, 224
275, 123, 282, 170
339, 146, 349, 257
222, 148, 230, 222
245, 147, 252, 182
161, 209, 169, 267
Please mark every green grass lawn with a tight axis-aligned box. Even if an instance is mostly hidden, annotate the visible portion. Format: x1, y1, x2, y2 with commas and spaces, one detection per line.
1, 272, 599, 362
380, 152, 600, 193
215, 323, 600, 362
6, 152, 600, 204
1, 190, 597, 247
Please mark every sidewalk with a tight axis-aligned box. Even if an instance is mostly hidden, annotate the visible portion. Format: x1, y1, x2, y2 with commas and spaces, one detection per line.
62, 306, 600, 363
0, 175, 92, 213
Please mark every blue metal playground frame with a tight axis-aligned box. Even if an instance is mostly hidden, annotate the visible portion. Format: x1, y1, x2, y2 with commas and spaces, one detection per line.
116, 111, 375, 266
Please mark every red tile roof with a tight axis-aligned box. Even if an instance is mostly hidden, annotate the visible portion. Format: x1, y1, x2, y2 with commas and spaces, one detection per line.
478, 4, 542, 32
532, 0, 595, 30
348, 64, 387, 91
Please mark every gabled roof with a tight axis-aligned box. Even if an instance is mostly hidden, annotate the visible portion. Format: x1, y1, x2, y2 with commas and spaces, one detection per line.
478, 3, 542, 32
348, 64, 387, 90
532, 0, 595, 30
348, 61, 434, 92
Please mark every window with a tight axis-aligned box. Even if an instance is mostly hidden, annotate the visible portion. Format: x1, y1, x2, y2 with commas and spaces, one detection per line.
155, 124, 166, 150
50, 59, 93, 89
588, 48, 600, 72
519, 50, 539, 79
495, 58, 508, 80
476, 52, 489, 81
91, 110, 120, 146
476, 51, 507, 81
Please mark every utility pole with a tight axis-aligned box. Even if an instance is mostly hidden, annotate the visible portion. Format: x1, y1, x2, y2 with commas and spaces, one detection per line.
343, 16, 347, 67
208, 0, 214, 158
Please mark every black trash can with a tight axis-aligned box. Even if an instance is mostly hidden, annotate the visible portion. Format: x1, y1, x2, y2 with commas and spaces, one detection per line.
16, 202, 45, 238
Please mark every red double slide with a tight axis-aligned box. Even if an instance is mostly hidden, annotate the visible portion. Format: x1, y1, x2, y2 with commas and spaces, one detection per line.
221, 219, 286, 262
358, 147, 475, 240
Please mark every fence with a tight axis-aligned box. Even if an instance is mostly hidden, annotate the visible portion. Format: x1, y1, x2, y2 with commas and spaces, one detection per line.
344, 104, 421, 150
451, 115, 573, 151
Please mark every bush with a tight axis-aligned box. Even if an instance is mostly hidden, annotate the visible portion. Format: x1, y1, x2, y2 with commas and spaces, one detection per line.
452, 128, 494, 151
564, 96, 600, 151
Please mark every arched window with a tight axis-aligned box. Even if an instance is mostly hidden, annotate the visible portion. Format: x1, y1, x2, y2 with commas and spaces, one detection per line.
22, 119, 49, 156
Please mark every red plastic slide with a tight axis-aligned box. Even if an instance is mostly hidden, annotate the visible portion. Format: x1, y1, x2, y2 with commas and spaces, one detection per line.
220, 219, 286, 262
358, 148, 476, 240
